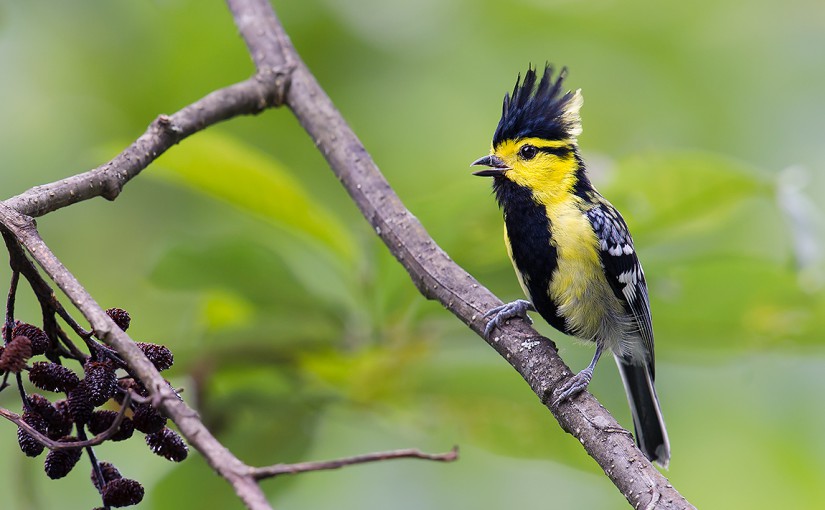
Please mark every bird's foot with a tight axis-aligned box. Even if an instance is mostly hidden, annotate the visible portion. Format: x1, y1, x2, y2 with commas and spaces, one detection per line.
482, 299, 534, 337
552, 367, 594, 407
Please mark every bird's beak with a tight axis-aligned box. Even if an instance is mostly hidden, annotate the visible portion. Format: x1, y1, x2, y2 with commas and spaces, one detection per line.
471, 155, 510, 176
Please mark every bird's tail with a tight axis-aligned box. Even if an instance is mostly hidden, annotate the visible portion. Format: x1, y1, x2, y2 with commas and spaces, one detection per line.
614, 356, 670, 468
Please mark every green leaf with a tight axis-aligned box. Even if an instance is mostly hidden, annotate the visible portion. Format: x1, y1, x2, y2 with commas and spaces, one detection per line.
298, 341, 429, 406
653, 256, 825, 349
148, 235, 356, 318
594, 152, 825, 349
150, 130, 358, 263
603, 151, 771, 241
405, 356, 595, 470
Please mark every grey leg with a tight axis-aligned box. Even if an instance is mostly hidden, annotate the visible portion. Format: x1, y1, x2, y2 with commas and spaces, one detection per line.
552, 343, 604, 406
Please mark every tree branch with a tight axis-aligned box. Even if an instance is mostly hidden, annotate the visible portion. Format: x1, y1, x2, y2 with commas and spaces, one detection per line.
3, 80, 283, 220
251, 447, 459, 481
0, 392, 132, 450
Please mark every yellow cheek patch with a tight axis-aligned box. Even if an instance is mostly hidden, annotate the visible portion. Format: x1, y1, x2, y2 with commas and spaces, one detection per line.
494, 138, 579, 207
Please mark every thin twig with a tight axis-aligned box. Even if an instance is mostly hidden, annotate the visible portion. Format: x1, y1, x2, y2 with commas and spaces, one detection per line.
78, 424, 110, 510
0, 372, 9, 393
55, 326, 89, 362
15, 373, 28, 410
0, 392, 132, 450
1, 230, 84, 361
9, 235, 92, 341
4, 270, 18, 341
251, 446, 459, 480
0, 271, 17, 393
3, 82, 285, 220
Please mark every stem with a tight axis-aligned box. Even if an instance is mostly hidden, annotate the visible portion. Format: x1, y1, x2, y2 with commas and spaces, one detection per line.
78, 424, 109, 509
251, 447, 459, 480
5, 270, 18, 343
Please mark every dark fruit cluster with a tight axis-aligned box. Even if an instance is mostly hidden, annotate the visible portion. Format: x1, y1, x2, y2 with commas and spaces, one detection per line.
91, 462, 144, 507
1, 307, 187, 509
0, 335, 32, 373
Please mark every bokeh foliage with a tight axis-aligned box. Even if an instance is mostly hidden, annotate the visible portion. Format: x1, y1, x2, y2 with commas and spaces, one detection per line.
1, 0, 824, 508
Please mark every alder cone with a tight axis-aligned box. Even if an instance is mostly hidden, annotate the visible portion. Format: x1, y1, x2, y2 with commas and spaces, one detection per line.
145, 427, 188, 462
17, 411, 48, 457
29, 362, 80, 393
47, 399, 74, 439
83, 360, 117, 406
67, 381, 94, 424
105, 308, 131, 332
26, 393, 55, 420
91, 461, 122, 491
136, 342, 174, 371
88, 410, 134, 441
12, 322, 50, 355
0, 335, 32, 372
44, 437, 82, 479
131, 403, 167, 434
102, 478, 144, 507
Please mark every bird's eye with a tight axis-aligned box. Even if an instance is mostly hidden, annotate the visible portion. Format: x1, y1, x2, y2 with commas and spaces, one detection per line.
519, 145, 538, 160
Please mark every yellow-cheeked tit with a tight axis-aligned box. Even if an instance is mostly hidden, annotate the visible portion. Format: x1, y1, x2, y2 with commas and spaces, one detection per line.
472, 65, 670, 467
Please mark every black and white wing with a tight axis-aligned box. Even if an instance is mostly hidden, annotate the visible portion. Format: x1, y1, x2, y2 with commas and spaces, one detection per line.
585, 196, 655, 370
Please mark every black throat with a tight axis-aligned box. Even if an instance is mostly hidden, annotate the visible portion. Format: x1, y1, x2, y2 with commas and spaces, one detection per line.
491, 177, 568, 332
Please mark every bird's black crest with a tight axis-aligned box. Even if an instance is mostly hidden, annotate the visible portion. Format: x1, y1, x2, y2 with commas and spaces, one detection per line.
492, 64, 583, 148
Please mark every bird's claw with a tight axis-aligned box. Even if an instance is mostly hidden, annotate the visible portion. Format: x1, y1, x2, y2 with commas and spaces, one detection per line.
551, 368, 593, 407
482, 299, 534, 337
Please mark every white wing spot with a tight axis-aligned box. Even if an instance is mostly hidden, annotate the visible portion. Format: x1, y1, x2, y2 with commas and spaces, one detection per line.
618, 268, 638, 301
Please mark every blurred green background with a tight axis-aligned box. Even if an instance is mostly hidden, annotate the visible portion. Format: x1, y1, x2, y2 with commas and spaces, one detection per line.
1, 0, 824, 508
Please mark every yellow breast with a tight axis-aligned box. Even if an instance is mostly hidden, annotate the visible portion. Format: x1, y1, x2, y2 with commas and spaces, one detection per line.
547, 200, 625, 342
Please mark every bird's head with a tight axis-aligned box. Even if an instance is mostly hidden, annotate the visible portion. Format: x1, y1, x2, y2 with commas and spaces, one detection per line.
473, 65, 584, 197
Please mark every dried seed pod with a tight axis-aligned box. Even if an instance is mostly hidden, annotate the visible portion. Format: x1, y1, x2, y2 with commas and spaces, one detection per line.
47, 399, 74, 439
131, 403, 167, 434
102, 478, 144, 507
91, 461, 122, 491
135, 342, 174, 372
145, 427, 188, 462
0, 335, 32, 373
17, 410, 48, 457
67, 380, 94, 425
105, 308, 131, 332
12, 322, 50, 356
83, 360, 117, 406
88, 410, 134, 441
29, 361, 80, 393
88, 410, 117, 434
111, 416, 134, 441
44, 437, 82, 479
26, 393, 55, 420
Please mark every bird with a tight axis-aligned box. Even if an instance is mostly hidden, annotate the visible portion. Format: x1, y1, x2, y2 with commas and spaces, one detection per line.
471, 64, 670, 467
